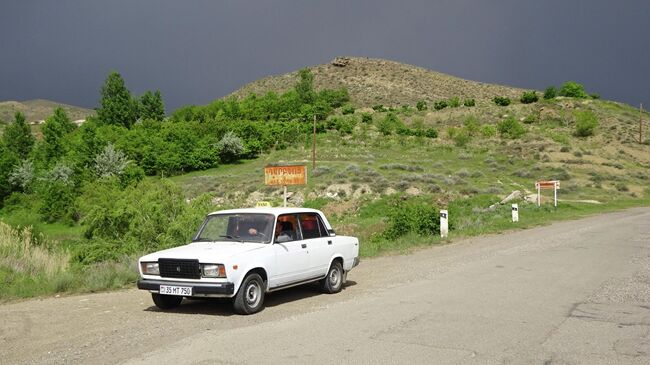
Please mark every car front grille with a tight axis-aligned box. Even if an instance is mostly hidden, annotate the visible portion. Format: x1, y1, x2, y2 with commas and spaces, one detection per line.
158, 258, 201, 279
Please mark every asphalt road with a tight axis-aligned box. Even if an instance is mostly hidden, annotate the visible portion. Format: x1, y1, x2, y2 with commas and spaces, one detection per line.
2, 207, 649, 365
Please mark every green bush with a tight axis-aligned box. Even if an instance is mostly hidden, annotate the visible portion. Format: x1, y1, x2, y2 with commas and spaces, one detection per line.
416, 101, 428, 111
590, 93, 600, 99
384, 196, 439, 239
543, 86, 557, 99
481, 125, 497, 138
559, 81, 588, 98
424, 128, 438, 139
463, 115, 480, 136
497, 117, 526, 139
341, 103, 355, 115
448, 97, 460, 108
361, 113, 373, 123
574, 110, 598, 137
520, 91, 539, 104
453, 130, 471, 147
372, 105, 387, 112
463, 98, 476, 107
377, 113, 404, 136
493, 96, 511, 106
433, 100, 448, 110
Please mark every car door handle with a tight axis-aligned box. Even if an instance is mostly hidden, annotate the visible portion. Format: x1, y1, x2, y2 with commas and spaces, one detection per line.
301, 243, 307, 249
327, 240, 332, 245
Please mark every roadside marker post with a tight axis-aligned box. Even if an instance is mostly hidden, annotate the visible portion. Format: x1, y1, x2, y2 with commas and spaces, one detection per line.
264, 164, 307, 207
512, 204, 519, 222
440, 210, 449, 238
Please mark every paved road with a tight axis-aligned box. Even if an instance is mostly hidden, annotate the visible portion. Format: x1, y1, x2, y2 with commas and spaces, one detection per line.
2, 208, 649, 365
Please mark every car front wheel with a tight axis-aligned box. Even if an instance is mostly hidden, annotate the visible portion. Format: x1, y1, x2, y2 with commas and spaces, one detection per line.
320, 260, 343, 294
233, 273, 265, 315
152, 293, 183, 310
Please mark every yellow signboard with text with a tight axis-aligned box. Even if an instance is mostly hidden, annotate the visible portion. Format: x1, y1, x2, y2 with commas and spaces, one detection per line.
264, 165, 307, 186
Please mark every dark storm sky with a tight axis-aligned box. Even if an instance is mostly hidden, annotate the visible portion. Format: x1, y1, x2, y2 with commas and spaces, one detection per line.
1, 0, 649, 112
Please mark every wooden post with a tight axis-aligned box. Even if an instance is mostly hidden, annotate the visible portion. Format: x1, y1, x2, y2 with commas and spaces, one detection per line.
283, 185, 287, 207
312, 115, 316, 169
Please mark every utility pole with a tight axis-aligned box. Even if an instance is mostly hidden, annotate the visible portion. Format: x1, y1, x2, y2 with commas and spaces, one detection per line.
312, 114, 317, 169
640, 103, 644, 144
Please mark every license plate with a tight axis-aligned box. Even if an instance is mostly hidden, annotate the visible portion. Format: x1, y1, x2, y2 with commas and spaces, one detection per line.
159, 285, 192, 296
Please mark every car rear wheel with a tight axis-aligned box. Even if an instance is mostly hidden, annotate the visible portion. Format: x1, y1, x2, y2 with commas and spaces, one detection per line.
152, 293, 183, 309
320, 260, 343, 294
233, 273, 265, 315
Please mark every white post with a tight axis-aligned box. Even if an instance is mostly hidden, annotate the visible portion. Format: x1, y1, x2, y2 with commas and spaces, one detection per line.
512, 203, 519, 222
283, 185, 287, 207
440, 210, 449, 238
554, 185, 557, 207
537, 184, 541, 207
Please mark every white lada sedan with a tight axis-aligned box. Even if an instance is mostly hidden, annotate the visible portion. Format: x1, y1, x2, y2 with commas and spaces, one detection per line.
137, 207, 360, 314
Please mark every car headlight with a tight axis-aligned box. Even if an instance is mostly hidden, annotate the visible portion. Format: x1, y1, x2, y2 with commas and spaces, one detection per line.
140, 262, 160, 275
201, 264, 226, 278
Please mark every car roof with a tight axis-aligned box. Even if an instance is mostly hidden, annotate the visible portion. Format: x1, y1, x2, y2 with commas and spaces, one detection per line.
206, 207, 323, 216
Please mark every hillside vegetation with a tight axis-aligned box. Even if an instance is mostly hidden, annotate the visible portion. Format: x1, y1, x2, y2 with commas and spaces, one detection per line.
1, 58, 649, 300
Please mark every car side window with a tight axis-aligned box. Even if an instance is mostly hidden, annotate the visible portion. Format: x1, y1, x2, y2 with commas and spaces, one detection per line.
275, 214, 299, 243
298, 213, 327, 239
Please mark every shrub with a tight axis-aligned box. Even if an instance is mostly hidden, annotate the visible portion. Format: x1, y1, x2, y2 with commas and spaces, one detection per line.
520, 91, 539, 104
94, 143, 130, 178
497, 117, 525, 139
463, 98, 476, 107
448, 97, 460, 108
559, 81, 588, 98
341, 103, 355, 115
377, 113, 403, 136
425, 128, 438, 139
433, 100, 448, 110
217, 131, 245, 162
574, 110, 598, 137
590, 93, 600, 99
463, 115, 480, 136
560, 146, 571, 152
522, 114, 538, 124
416, 101, 428, 111
453, 130, 471, 147
361, 113, 373, 123
493, 96, 511, 106
383, 196, 439, 239
481, 125, 497, 138
543, 87, 557, 99
8, 160, 35, 192
372, 105, 387, 112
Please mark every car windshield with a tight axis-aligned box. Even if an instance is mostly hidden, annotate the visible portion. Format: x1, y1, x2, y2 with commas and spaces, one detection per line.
194, 213, 274, 244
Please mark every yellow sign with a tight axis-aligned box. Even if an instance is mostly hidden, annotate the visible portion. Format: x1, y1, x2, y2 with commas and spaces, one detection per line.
256, 201, 272, 207
264, 165, 307, 186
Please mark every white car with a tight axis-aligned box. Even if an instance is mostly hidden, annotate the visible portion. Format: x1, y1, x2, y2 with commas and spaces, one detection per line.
137, 207, 360, 314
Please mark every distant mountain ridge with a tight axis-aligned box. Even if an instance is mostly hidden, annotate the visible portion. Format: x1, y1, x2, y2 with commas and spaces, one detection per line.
229, 56, 526, 107
0, 99, 94, 124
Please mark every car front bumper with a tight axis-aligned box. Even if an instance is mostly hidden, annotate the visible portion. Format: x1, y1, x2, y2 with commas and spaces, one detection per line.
137, 279, 235, 296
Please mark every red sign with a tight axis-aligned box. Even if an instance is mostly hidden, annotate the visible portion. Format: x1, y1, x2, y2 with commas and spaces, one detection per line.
264, 165, 307, 186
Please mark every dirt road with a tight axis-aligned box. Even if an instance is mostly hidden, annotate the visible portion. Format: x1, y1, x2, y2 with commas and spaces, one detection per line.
2, 208, 649, 364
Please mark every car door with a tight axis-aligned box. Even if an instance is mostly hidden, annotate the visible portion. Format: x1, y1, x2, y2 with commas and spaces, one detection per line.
269, 214, 311, 287
297, 213, 332, 278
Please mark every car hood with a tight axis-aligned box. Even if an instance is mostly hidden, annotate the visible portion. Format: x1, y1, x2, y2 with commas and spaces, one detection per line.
139, 241, 267, 262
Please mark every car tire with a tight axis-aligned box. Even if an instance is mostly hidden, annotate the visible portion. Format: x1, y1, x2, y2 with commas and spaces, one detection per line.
152, 293, 183, 310
320, 260, 344, 294
233, 273, 265, 315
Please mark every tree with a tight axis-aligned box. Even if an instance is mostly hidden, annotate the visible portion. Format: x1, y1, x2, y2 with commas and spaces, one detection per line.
9, 159, 35, 192
139, 90, 165, 121
97, 71, 138, 128
295, 68, 315, 104
41, 107, 76, 163
559, 81, 588, 98
0, 143, 19, 206
2, 112, 35, 159
94, 143, 130, 177
217, 131, 245, 163
543, 86, 557, 100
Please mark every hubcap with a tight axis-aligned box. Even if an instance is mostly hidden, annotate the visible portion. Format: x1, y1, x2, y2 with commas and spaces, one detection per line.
246, 282, 261, 307
329, 267, 340, 287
